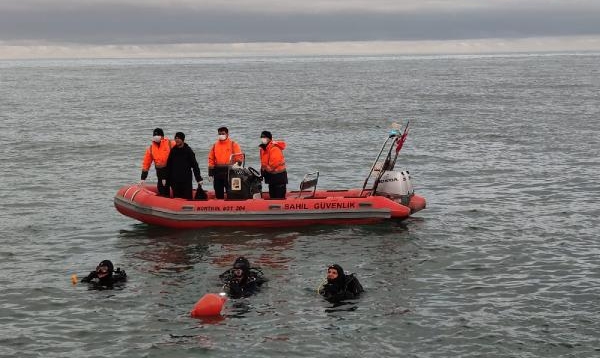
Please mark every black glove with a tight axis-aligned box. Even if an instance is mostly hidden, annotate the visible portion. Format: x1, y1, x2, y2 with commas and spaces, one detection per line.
80, 271, 96, 283
141, 170, 149, 180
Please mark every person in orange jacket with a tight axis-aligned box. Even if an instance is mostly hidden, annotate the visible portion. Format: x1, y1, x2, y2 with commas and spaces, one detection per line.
208, 127, 243, 199
259, 131, 288, 199
141, 128, 175, 197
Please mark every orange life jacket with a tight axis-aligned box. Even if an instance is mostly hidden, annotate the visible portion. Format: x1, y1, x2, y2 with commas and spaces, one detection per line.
141, 138, 174, 171
260, 140, 287, 174
208, 138, 243, 169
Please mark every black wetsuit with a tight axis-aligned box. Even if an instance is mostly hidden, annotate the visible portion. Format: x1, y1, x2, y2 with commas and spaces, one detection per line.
319, 265, 364, 303
219, 267, 266, 299
81, 268, 127, 289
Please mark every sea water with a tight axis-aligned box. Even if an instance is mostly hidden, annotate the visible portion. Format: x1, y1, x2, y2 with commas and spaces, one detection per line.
0, 53, 599, 357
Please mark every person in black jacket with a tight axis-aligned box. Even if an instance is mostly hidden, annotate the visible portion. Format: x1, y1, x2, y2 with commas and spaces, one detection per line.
166, 132, 202, 199
81, 260, 127, 288
318, 264, 364, 303
219, 257, 266, 299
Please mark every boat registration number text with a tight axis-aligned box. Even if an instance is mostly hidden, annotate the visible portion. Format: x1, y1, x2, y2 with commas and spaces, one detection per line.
194, 201, 357, 212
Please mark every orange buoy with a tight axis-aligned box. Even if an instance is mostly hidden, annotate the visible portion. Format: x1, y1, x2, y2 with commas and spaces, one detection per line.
191, 293, 227, 318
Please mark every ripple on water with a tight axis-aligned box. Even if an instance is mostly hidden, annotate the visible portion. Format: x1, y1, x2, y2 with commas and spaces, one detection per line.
2, 54, 600, 357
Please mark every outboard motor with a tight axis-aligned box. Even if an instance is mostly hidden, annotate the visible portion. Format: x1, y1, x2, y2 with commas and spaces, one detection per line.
374, 170, 413, 205
227, 167, 262, 200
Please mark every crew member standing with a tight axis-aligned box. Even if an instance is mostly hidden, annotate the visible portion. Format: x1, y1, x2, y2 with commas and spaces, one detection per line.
140, 128, 174, 197
259, 131, 288, 199
208, 127, 243, 199
166, 132, 202, 200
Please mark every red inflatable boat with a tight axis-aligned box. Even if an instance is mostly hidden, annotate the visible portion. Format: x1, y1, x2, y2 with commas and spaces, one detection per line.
114, 124, 426, 229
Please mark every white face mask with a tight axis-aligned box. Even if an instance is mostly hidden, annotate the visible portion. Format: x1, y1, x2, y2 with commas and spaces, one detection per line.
218, 134, 227, 141
152, 135, 162, 143
261, 138, 269, 145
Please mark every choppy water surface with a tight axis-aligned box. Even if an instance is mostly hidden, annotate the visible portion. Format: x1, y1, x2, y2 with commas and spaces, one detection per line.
1, 53, 599, 357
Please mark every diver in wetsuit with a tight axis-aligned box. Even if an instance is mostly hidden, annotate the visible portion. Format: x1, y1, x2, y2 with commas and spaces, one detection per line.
219, 257, 266, 299
81, 260, 127, 288
318, 264, 364, 303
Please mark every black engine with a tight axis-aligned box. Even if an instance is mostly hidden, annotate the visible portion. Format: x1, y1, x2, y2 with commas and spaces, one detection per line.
227, 167, 263, 199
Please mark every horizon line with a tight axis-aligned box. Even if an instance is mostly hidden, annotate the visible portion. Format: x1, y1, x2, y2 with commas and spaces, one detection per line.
2, 36, 600, 60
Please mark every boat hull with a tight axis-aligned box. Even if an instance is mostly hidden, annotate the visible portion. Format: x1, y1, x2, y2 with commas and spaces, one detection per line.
114, 185, 425, 229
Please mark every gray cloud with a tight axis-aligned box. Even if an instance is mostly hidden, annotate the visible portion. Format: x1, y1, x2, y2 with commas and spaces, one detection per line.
1, 1, 599, 45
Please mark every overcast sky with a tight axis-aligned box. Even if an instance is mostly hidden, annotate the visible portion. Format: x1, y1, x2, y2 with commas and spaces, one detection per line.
1, 0, 600, 58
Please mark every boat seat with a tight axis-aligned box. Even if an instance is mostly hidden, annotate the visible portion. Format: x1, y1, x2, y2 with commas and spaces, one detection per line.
297, 171, 319, 198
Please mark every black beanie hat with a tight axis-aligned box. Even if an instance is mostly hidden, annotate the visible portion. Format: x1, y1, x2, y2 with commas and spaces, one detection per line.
260, 131, 272, 139
98, 260, 114, 273
233, 257, 250, 272
327, 264, 345, 283
175, 132, 185, 140
153, 128, 164, 137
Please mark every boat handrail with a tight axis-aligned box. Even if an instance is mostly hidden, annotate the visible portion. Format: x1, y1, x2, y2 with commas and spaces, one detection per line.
359, 135, 397, 196
360, 122, 409, 196
228, 152, 246, 167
